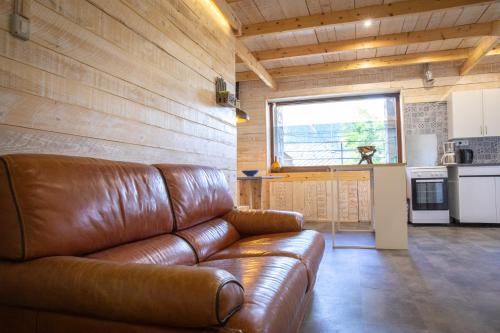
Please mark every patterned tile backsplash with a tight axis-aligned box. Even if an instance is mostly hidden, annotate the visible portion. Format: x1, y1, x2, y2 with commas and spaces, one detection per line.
404, 102, 500, 165
458, 136, 500, 164
404, 102, 448, 158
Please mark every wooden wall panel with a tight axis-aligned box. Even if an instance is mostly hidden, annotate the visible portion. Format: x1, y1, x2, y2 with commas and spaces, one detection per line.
268, 173, 371, 223
0, 0, 237, 194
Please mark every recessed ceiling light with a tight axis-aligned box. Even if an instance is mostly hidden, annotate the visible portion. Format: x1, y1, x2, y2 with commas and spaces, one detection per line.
364, 19, 373, 27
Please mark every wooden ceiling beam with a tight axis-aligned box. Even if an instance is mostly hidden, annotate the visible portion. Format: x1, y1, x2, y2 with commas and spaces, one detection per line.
240, 0, 493, 38
236, 47, 500, 81
235, 39, 277, 89
210, 0, 275, 88
212, 0, 242, 35
237, 21, 497, 64
460, 21, 500, 75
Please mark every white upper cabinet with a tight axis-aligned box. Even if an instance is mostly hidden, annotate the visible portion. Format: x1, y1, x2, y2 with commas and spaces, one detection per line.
448, 88, 500, 139
448, 90, 483, 139
482, 88, 500, 137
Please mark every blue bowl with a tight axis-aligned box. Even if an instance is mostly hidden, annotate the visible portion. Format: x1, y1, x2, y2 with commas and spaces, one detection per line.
242, 170, 258, 177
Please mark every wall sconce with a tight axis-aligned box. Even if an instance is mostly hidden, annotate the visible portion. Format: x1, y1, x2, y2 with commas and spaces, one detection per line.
236, 108, 249, 123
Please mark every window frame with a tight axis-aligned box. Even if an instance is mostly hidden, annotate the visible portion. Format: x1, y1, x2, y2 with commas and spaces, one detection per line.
269, 93, 402, 172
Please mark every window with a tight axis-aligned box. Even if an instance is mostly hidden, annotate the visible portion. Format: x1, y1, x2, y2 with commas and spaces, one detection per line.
271, 94, 401, 168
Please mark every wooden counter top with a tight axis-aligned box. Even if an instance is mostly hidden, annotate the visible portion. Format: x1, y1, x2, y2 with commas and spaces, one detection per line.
237, 176, 283, 180
328, 163, 406, 171
275, 163, 406, 173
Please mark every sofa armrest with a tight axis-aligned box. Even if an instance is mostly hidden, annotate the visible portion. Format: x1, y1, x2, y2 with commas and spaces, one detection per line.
0, 256, 244, 328
223, 209, 304, 235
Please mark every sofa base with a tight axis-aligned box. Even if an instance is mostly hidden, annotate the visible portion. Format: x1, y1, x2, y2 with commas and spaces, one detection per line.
0, 296, 313, 333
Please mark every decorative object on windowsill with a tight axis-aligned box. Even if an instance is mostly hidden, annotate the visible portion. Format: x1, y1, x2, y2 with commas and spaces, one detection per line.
215, 77, 250, 123
271, 155, 281, 172
242, 169, 258, 177
358, 146, 376, 164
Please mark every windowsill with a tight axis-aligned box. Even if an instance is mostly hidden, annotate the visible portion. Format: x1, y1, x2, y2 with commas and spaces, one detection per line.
272, 163, 406, 173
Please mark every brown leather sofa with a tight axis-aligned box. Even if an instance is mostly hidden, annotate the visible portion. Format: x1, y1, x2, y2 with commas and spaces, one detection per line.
0, 154, 325, 333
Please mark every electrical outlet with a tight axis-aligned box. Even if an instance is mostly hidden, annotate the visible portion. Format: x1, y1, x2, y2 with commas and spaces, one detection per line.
10, 13, 30, 40
456, 140, 469, 146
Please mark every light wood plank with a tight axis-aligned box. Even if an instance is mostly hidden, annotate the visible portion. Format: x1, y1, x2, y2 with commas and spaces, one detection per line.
0, 85, 235, 160
0, 51, 235, 148
0, 29, 235, 134
240, 22, 496, 63
304, 181, 318, 220
237, 47, 500, 81
240, 0, 492, 37
460, 21, 500, 75
235, 39, 278, 89
0, 124, 235, 171
212, 0, 242, 35
0, 0, 239, 195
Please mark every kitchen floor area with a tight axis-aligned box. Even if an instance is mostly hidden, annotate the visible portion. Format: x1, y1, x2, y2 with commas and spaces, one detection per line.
300, 225, 500, 333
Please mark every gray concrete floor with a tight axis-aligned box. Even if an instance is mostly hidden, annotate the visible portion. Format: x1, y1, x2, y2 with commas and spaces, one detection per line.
300, 225, 500, 333
334, 231, 376, 248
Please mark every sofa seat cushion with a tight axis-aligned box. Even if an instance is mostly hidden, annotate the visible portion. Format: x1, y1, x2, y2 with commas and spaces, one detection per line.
207, 230, 325, 290
199, 256, 308, 333
86, 234, 196, 266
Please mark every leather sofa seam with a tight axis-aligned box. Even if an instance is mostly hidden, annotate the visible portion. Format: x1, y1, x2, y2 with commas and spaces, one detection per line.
1, 157, 26, 261
215, 279, 244, 325
154, 167, 178, 232
299, 261, 311, 293
174, 232, 200, 264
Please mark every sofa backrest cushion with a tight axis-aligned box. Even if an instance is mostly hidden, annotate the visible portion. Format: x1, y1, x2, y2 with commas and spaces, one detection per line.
176, 218, 240, 262
0, 154, 174, 261
154, 164, 234, 231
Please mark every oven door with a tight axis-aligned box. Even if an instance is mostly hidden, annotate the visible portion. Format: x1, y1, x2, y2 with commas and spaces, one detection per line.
411, 178, 448, 211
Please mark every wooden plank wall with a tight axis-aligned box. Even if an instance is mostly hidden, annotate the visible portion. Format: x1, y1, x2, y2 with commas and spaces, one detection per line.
0, 0, 238, 194
268, 172, 371, 223
238, 56, 500, 176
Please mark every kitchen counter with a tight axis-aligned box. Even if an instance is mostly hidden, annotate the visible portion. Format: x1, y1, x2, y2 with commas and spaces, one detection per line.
277, 163, 406, 173
447, 163, 500, 167
448, 164, 500, 177
269, 164, 408, 250
237, 176, 282, 180
329, 163, 406, 171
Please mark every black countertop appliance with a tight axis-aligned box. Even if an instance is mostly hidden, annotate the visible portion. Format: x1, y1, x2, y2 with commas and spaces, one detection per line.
458, 149, 474, 164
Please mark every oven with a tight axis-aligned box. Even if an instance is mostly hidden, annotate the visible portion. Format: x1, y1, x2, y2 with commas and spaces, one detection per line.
411, 178, 448, 211
407, 167, 450, 224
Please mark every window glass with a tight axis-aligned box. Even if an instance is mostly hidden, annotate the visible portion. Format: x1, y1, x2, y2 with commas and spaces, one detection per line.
272, 95, 399, 166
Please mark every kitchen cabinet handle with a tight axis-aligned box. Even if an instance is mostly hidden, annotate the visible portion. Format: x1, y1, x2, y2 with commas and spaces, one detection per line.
485, 126, 488, 135
480, 126, 483, 135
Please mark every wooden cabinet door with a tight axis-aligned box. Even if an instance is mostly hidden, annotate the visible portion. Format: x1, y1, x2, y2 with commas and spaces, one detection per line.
482, 88, 500, 137
459, 177, 497, 223
448, 90, 483, 139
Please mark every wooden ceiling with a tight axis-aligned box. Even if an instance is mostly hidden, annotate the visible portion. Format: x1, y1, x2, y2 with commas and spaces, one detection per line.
226, 0, 500, 88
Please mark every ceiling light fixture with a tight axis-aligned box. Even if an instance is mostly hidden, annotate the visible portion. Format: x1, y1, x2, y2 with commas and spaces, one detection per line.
364, 19, 372, 27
